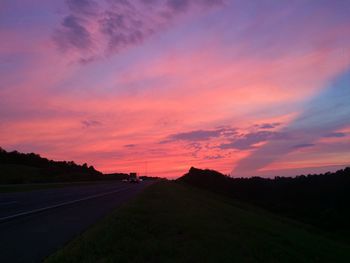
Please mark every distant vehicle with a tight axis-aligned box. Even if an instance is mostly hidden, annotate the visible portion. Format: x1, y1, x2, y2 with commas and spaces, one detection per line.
129, 172, 140, 183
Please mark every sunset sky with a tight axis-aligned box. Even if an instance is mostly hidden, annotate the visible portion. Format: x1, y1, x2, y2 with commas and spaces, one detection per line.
1, 0, 350, 178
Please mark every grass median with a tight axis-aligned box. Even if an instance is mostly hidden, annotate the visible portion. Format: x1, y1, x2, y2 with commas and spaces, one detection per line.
46, 181, 350, 263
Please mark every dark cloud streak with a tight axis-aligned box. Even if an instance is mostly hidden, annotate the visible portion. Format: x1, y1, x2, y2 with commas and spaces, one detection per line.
324, 132, 346, 138
219, 131, 288, 150
293, 143, 315, 149
164, 127, 236, 142
256, 122, 281, 129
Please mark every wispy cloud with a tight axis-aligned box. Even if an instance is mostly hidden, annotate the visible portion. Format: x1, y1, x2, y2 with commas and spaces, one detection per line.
81, 119, 102, 128
53, 0, 223, 62
54, 15, 93, 52
124, 144, 136, 148
66, 0, 99, 16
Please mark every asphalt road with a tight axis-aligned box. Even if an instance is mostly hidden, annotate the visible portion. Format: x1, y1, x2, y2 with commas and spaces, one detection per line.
0, 180, 154, 262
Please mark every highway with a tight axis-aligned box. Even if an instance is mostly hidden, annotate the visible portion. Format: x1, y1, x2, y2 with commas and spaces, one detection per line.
0, 181, 154, 262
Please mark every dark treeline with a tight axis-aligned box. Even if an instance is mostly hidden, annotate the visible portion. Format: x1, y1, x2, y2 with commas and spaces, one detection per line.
102, 174, 165, 181
140, 176, 164, 181
0, 148, 126, 184
0, 147, 100, 174
178, 166, 350, 237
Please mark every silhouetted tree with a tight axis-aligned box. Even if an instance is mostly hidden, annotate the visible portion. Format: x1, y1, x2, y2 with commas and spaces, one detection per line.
0, 147, 102, 183
178, 166, 350, 237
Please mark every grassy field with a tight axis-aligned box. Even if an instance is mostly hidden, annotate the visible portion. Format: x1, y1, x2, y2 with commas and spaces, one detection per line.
46, 182, 350, 263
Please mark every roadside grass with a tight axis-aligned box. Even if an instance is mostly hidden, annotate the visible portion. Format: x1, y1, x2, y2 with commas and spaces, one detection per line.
0, 164, 44, 184
0, 164, 118, 193
46, 181, 350, 263
0, 181, 109, 193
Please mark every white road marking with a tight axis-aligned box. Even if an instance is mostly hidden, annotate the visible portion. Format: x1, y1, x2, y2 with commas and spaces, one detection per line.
0, 185, 135, 222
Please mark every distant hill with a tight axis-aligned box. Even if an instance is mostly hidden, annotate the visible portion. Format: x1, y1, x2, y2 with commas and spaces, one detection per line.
178, 166, 350, 238
0, 147, 125, 184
